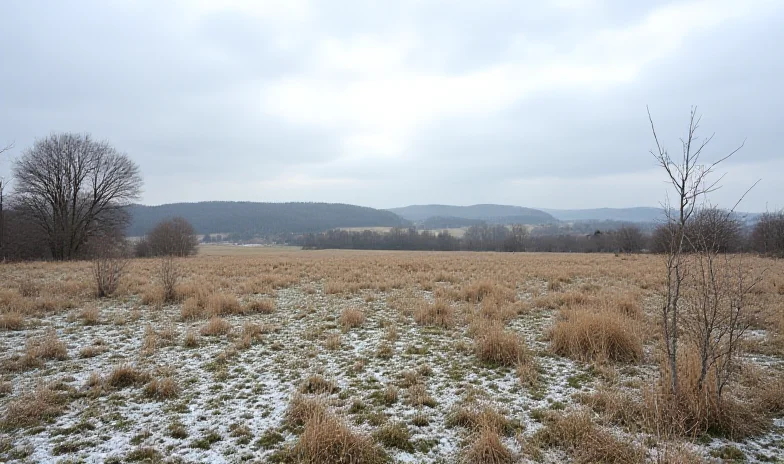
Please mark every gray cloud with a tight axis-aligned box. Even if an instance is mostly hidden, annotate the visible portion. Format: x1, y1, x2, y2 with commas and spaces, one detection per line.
1, 0, 782, 210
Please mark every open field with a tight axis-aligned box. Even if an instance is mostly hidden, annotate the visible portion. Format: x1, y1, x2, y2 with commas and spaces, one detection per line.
1, 251, 783, 463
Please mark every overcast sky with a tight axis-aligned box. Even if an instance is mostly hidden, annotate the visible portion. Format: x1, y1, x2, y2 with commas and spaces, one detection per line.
1, 0, 782, 211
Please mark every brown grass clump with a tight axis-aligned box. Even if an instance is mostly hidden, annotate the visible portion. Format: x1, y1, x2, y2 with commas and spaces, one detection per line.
79, 344, 108, 358
460, 427, 515, 464
0, 312, 24, 331
200, 316, 231, 336
461, 281, 514, 303
285, 394, 328, 430
144, 377, 180, 400
141, 324, 159, 356
106, 364, 150, 389
292, 412, 388, 464
78, 306, 100, 325
245, 298, 275, 314
299, 375, 339, 395
531, 409, 645, 464
473, 322, 529, 367
414, 299, 454, 328
180, 297, 204, 320
26, 329, 68, 361
0, 381, 12, 396
550, 309, 642, 363
446, 403, 516, 436
339, 307, 365, 330
325, 333, 341, 351
206, 293, 242, 316
1, 385, 65, 429
183, 330, 200, 348
407, 384, 436, 408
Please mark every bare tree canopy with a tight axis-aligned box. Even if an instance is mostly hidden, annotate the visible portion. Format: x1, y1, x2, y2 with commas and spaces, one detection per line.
137, 217, 199, 258
13, 133, 142, 260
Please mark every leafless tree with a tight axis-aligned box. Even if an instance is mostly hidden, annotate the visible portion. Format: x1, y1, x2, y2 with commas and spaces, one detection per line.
0, 142, 14, 261
158, 255, 180, 303
647, 106, 747, 395
750, 210, 784, 257
615, 224, 645, 253
92, 234, 130, 298
144, 217, 199, 257
12, 133, 142, 260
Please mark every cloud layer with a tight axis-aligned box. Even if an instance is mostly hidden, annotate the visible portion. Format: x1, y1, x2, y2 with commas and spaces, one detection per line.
1, 0, 782, 210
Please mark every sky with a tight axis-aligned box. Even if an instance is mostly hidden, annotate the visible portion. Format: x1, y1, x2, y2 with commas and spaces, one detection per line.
0, 0, 782, 211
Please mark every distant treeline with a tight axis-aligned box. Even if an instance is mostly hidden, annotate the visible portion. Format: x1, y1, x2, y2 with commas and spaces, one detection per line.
301, 210, 784, 256
301, 224, 644, 253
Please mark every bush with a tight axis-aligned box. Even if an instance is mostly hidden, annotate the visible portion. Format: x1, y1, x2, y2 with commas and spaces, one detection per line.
139, 217, 199, 257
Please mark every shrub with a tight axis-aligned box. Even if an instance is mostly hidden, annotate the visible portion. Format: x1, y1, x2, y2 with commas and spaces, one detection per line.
550, 309, 642, 363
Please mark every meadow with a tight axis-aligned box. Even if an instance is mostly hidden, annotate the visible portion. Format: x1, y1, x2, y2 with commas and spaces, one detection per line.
0, 248, 782, 463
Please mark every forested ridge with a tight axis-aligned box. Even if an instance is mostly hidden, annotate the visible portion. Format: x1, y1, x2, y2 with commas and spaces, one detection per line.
126, 202, 409, 237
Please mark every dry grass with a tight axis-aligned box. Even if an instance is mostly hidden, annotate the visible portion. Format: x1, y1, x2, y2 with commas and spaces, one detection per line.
1, 385, 65, 429
0, 312, 24, 331
205, 293, 242, 317
25, 329, 68, 361
550, 309, 642, 363
245, 298, 275, 314
200, 316, 231, 336
446, 403, 516, 436
473, 321, 530, 367
292, 412, 388, 464
78, 305, 101, 325
285, 394, 328, 430
143, 377, 179, 400
299, 375, 339, 395
339, 307, 365, 330
531, 409, 646, 464
460, 427, 515, 464
414, 298, 455, 328
106, 364, 150, 389
183, 329, 200, 347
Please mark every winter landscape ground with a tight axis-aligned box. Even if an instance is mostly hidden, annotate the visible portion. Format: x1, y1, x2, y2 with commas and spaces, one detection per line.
1, 248, 782, 463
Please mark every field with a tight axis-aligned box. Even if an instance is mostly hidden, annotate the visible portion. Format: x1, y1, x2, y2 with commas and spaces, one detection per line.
1, 250, 783, 463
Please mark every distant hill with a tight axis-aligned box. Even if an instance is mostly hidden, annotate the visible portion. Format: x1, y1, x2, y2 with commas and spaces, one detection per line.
541, 207, 665, 223
389, 204, 556, 224
423, 216, 486, 229
126, 202, 409, 237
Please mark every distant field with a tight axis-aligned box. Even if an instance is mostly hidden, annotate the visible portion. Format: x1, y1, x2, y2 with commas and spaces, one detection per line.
198, 244, 303, 256
1, 252, 782, 462
339, 226, 468, 238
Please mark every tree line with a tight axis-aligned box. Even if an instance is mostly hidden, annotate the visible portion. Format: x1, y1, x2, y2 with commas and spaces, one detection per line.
301, 210, 784, 256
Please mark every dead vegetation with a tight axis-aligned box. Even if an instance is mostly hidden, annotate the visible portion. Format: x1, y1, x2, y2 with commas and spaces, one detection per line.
0, 250, 782, 462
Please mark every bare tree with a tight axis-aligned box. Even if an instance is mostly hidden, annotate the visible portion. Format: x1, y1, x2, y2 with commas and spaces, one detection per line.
12, 133, 142, 260
750, 210, 784, 257
615, 224, 645, 253
92, 234, 130, 298
647, 106, 745, 395
0, 142, 13, 261
144, 217, 199, 257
